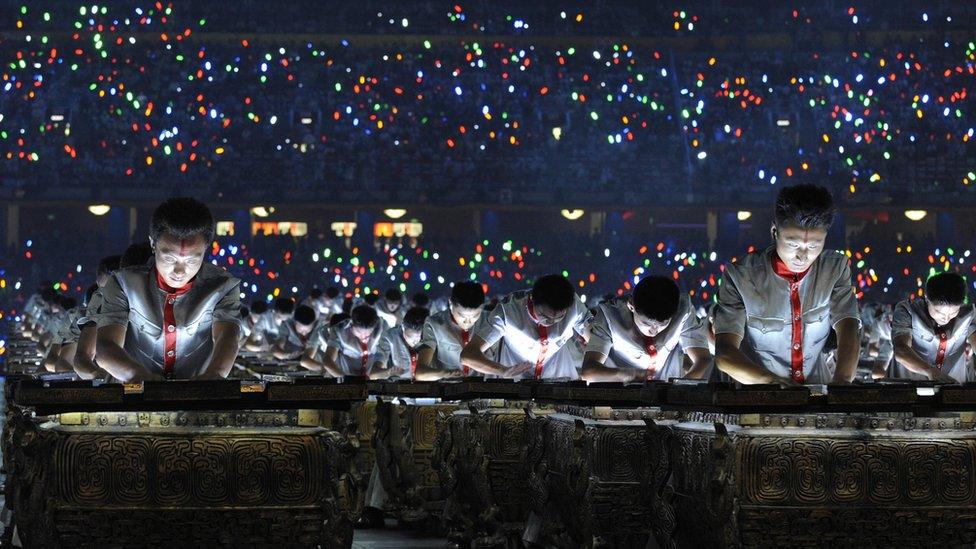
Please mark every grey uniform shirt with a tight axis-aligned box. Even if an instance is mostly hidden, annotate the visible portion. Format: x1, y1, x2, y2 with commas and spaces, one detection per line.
714, 247, 861, 384
325, 320, 386, 376
78, 289, 105, 326
891, 299, 975, 383
53, 307, 85, 346
475, 290, 592, 380
306, 321, 331, 361
250, 310, 279, 344
96, 263, 242, 379
277, 319, 315, 357
419, 309, 493, 374
586, 294, 709, 380
375, 326, 419, 378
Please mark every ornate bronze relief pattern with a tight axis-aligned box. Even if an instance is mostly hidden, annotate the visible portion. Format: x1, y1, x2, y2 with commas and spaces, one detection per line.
6, 411, 359, 548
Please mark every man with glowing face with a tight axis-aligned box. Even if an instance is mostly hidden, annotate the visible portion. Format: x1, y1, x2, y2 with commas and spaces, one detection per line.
714, 184, 861, 385
301, 305, 384, 378
582, 276, 712, 382
271, 304, 319, 360
244, 298, 292, 352
414, 282, 495, 380
461, 274, 591, 380
375, 288, 406, 328
95, 198, 241, 381
891, 272, 975, 383
372, 306, 430, 378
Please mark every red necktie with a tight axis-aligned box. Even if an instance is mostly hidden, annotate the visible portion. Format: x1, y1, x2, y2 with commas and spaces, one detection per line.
358, 338, 370, 377
771, 253, 810, 383
452, 314, 472, 376
401, 333, 419, 376
936, 330, 948, 369
155, 271, 195, 379
644, 335, 658, 380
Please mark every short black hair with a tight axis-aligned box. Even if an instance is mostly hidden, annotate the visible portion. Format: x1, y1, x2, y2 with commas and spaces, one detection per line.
41, 287, 59, 303
309, 287, 324, 299
330, 312, 351, 327
250, 300, 269, 315
385, 288, 403, 302
149, 197, 215, 244
402, 306, 429, 331
411, 292, 431, 308
294, 304, 317, 326
451, 282, 485, 309
325, 287, 340, 299
120, 242, 153, 268
363, 293, 380, 306
926, 273, 968, 306
97, 255, 122, 275
351, 305, 379, 329
60, 295, 78, 310
240, 305, 250, 318
274, 297, 295, 315
774, 184, 836, 231
632, 276, 681, 322
531, 274, 575, 311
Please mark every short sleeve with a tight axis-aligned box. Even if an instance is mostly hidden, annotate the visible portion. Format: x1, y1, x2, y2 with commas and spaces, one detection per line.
94, 274, 130, 328
475, 303, 507, 348
212, 279, 242, 324
828, 258, 861, 328
678, 310, 710, 350
573, 298, 593, 337
713, 269, 746, 338
584, 306, 614, 357
418, 317, 438, 352
325, 323, 345, 351
890, 302, 914, 340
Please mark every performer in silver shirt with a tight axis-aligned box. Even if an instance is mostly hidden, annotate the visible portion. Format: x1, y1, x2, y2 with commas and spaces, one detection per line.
462, 274, 592, 380
271, 304, 319, 360
95, 198, 242, 381
714, 184, 861, 385
891, 273, 975, 383
75, 247, 150, 379
301, 305, 384, 377
375, 288, 406, 328
415, 281, 490, 380
372, 306, 429, 378
582, 276, 712, 382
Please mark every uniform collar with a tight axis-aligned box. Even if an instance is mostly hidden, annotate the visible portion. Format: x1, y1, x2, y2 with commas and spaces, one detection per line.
155, 270, 195, 296
771, 251, 811, 282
